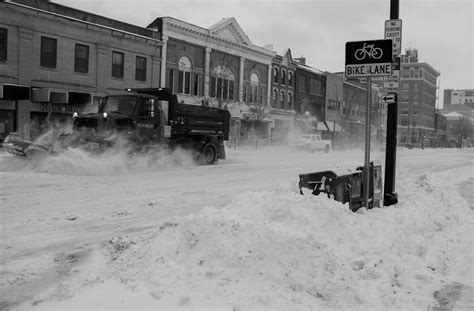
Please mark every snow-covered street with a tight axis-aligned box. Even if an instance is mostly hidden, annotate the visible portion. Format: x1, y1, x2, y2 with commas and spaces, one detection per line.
1, 146, 473, 310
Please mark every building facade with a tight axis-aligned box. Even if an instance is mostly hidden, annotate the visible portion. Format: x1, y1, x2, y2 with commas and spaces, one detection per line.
147, 17, 276, 142
398, 48, 440, 147
0, 0, 163, 141
269, 49, 297, 142
293, 58, 327, 136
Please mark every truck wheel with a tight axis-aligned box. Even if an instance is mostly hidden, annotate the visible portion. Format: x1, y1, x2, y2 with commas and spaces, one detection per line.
324, 145, 330, 153
200, 143, 217, 165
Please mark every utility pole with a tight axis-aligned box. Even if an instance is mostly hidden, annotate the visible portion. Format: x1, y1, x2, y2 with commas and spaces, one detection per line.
383, 0, 399, 206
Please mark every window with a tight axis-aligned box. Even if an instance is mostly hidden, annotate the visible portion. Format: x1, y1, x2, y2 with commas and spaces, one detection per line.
280, 90, 285, 109
193, 73, 199, 96
309, 79, 321, 95
272, 89, 278, 107
74, 44, 89, 73
177, 56, 192, 94
167, 69, 175, 93
250, 73, 259, 103
0, 28, 7, 62
287, 92, 292, 110
274, 67, 279, 83
135, 56, 147, 81
281, 70, 286, 85
298, 76, 305, 92
211, 64, 235, 101
112, 51, 124, 78
41, 36, 57, 68
288, 72, 293, 87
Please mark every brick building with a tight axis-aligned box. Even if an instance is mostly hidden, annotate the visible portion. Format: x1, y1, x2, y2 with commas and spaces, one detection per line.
269, 49, 298, 142
0, 0, 163, 141
398, 48, 440, 147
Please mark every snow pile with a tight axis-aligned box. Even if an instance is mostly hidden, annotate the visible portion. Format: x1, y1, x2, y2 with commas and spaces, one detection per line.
26, 163, 473, 310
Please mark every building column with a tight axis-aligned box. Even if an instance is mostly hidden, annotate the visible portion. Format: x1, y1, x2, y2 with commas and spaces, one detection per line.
267, 64, 272, 107
239, 57, 245, 102
204, 47, 212, 98
160, 36, 168, 88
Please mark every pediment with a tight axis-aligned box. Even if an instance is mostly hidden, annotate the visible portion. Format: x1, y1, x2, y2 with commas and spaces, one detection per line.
208, 17, 252, 45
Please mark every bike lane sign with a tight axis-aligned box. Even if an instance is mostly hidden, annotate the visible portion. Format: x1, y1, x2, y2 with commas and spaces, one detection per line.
345, 39, 393, 78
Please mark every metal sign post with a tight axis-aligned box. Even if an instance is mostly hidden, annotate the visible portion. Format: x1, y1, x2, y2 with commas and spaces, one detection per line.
345, 39, 392, 209
364, 77, 372, 210
383, 0, 401, 207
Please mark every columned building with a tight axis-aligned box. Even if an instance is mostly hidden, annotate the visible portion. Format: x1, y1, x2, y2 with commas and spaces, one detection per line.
147, 17, 276, 141
0, 0, 163, 141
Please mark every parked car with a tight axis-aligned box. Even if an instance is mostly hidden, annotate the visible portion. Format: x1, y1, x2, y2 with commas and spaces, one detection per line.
290, 134, 331, 153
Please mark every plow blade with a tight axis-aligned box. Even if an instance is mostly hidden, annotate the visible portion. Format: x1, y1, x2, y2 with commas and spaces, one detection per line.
2, 132, 51, 159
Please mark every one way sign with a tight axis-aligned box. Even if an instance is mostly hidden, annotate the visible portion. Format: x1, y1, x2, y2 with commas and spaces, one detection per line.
382, 93, 397, 104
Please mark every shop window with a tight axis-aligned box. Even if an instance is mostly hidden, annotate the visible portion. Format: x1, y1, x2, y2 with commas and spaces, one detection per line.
112, 51, 124, 78
41, 36, 57, 68
135, 56, 147, 82
74, 44, 89, 74
0, 28, 7, 62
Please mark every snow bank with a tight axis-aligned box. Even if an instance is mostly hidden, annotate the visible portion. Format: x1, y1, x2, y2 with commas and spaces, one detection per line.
25, 162, 473, 310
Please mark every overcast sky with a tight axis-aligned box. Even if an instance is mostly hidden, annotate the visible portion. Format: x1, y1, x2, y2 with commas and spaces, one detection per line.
57, 0, 473, 108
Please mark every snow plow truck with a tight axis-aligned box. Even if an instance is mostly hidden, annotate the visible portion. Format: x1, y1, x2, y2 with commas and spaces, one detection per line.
2, 88, 230, 165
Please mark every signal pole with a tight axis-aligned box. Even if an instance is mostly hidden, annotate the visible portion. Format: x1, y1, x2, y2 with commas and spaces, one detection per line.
383, 0, 399, 206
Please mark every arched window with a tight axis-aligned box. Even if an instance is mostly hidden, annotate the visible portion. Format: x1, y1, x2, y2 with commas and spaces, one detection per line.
178, 56, 192, 95
274, 67, 279, 83
272, 88, 278, 107
210, 65, 235, 101
288, 72, 293, 87
250, 73, 259, 103
287, 91, 292, 110
281, 70, 286, 85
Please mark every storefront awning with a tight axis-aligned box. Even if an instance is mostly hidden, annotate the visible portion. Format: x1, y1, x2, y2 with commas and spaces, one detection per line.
1, 84, 30, 100
68, 91, 91, 105
316, 122, 329, 131
32, 89, 68, 104
325, 121, 342, 132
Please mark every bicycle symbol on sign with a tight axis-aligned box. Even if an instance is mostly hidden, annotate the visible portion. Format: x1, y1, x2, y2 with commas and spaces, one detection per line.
354, 43, 383, 60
